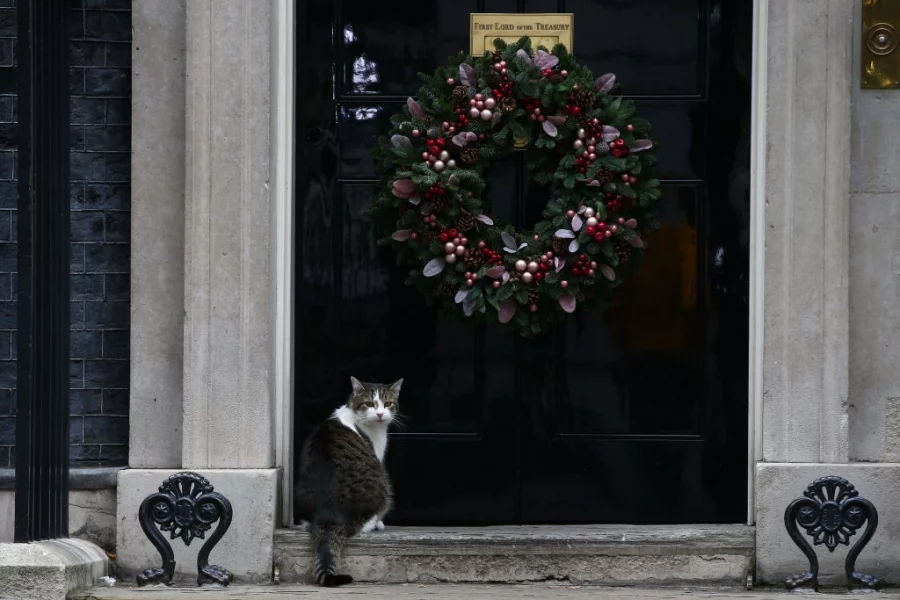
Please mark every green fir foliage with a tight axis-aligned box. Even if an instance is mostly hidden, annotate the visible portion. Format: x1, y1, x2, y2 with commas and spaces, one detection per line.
363, 38, 661, 337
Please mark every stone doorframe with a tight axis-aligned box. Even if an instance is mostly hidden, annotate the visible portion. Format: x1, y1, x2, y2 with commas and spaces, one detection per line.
123, 0, 857, 583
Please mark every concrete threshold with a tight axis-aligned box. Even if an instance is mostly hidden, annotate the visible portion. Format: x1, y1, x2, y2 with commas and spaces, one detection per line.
69, 583, 898, 599
273, 524, 755, 586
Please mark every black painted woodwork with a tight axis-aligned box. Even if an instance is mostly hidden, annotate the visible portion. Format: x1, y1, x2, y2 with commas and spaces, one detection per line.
295, 0, 752, 525
14, 0, 72, 541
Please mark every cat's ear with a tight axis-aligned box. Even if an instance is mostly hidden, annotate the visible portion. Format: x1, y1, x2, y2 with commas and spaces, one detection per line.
350, 376, 365, 393
389, 378, 404, 393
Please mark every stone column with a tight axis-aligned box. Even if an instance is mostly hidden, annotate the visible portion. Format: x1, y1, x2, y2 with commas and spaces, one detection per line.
180, 0, 274, 471
129, 0, 186, 471
117, 0, 281, 583
760, 0, 852, 465
752, 1, 900, 585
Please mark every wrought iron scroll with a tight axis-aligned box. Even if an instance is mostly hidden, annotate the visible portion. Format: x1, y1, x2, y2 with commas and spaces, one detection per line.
784, 475, 879, 591
137, 472, 234, 587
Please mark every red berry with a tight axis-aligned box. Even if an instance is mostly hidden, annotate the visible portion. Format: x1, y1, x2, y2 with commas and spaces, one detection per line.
594, 232, 604, 241
539, 263, 548, 272
571, 107, 582, 117
573, 268, 581, 276
440, 233, 448, 242
586, 226, 595, 235
535, 273, 543, 281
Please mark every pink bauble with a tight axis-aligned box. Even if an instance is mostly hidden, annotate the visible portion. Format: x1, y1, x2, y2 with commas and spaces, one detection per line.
444, 242, 456, 254
515, 260, 527, 272
484, 97, 496, 109
412, 129, 420, 137
480, 109, 493, 121
530, 304, 538, 312
446, 77, 455, 85
560, 280, 568, 289
446, 253, 457, 264
522, 272, 534, 283
455, 245, 466, 256
493, 281, 501, 289
469, 107, 480, 119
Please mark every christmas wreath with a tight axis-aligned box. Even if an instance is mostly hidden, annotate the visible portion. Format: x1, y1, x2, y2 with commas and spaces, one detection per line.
366, 37, 661, 336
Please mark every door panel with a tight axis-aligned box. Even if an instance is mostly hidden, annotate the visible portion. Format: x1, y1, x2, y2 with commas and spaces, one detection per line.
295, 0, 751, 524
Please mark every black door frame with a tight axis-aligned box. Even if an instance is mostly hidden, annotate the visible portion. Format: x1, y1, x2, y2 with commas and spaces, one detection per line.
286, 0, 761, 527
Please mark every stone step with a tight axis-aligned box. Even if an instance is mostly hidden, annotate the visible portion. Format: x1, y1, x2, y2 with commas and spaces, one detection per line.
273, 525, 755, 586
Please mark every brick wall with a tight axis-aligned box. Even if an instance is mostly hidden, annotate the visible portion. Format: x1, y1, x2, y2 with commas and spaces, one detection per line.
0, 0, 132, 468
0, 0, 16, 469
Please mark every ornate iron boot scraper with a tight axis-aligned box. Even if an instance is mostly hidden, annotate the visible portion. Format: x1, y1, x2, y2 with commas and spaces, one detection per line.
136, 471, 234, 586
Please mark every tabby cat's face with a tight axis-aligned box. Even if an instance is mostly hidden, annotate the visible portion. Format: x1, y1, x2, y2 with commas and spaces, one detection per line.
349, 377, 402, 426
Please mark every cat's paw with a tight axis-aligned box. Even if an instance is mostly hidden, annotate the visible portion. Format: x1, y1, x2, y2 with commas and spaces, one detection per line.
375, 519, 385, 531
360, 516, 378, 533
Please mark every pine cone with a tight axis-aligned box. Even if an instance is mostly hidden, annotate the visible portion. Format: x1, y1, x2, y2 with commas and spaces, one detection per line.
484, 70, 501, 87
456, 213, 475, 232
431, 195, 449, 212
527, 288, 541, 305
597, 165, 615, 185
616, 241, 632, 264
464, 248, 483, 271
573, 89, 596, 110
552, 237, 567, 255
460, 147, 479, 165
500, 96, 517, 113
438, 280, 455, 296
452, 85, 469, 104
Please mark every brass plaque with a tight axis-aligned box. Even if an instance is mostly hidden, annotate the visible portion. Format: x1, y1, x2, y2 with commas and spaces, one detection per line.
862, 0, 900, 89
470, 13, 574, 56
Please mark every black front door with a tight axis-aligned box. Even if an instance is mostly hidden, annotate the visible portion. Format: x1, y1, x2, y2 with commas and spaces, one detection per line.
295, 0, 752, 525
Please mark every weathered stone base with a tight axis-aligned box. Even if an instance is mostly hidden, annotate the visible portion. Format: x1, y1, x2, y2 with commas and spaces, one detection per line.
756, 462, 900, 586
274, 525, 753, 586
0, 489, 117, 549
115, 469, 279, 585
0, 538, 108, 600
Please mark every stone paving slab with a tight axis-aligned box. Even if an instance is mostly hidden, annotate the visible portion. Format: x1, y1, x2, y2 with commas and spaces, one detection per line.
69, 584, 897, 599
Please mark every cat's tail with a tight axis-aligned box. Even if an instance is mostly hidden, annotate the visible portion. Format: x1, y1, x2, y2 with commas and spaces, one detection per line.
311, 522, 352, 587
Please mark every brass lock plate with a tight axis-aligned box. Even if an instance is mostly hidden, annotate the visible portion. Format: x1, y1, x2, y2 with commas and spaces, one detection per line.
862, 0, 900, 89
